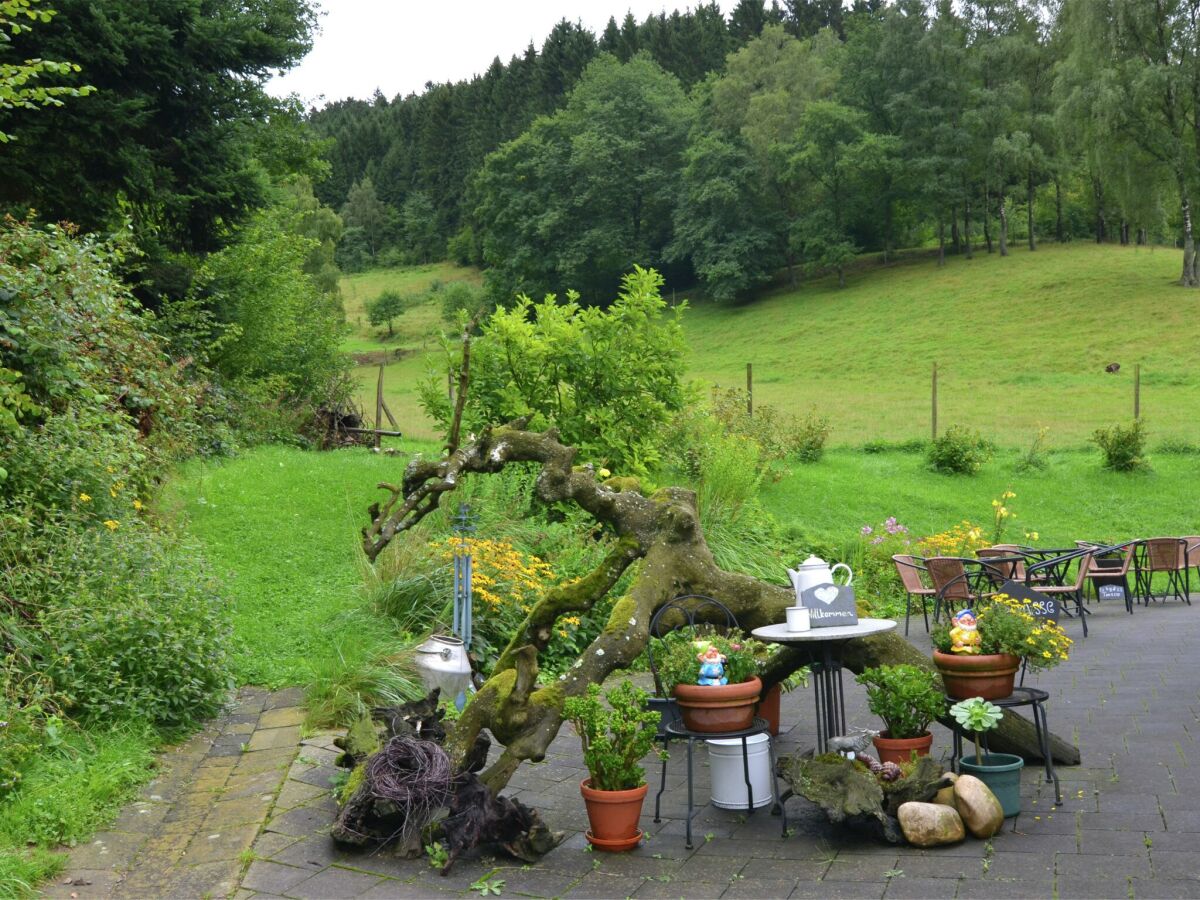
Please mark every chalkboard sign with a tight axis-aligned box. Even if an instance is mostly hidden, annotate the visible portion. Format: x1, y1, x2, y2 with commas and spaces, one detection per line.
998, 579, 1059, 622
1097, 584, 1126, 602
800, 582, 859, 628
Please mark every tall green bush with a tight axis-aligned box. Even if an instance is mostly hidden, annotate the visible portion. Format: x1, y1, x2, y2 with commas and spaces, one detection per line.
1093, 420, 1149, 471
927, 425, 993, 475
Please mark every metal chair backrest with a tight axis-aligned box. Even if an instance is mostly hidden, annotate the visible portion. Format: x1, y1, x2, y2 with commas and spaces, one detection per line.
926, 557, 975, 601
892, 555, 930, 593
646, 595, 739, 697
976, 547, 1026, 581
1144, 538, 1186, 572
1067, 552, 1092, 591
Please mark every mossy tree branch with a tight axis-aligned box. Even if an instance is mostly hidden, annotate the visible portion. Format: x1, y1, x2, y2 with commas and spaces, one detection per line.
366, 425, 1078, 794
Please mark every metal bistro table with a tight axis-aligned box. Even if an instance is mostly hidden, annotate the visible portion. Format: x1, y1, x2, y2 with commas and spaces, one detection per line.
752, 618, 897, 755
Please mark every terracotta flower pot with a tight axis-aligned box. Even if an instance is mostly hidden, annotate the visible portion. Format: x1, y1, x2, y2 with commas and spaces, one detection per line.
757, 683, 782, 735
580, 779, 647, 851
673, 676, 762, 733
933, 650, 1020, 700
872, 730, 934, 765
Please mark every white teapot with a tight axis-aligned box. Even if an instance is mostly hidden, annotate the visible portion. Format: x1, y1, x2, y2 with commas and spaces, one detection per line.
787, 554, 853, 599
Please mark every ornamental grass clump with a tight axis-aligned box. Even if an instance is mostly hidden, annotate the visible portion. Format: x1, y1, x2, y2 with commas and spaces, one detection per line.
563, 681, 659, 792
855, 665, 946, 740
932, 594, 1072, 671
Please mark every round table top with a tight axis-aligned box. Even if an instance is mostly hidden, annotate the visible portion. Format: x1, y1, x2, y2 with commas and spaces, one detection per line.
751, 618, 897, 643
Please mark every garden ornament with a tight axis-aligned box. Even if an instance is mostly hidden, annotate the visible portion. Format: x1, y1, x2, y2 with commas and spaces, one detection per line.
949, 609, 982, 654
826, 728, 879, 759
787, 555, 854, 600
696, 645, 728, 685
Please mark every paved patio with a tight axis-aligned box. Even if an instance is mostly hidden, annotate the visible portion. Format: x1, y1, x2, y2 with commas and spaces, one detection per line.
53, 596, 1200, 899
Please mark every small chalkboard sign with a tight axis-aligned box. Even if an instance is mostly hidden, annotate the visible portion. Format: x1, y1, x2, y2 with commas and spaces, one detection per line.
999, 579, 1059, 622
1097, 583, 1126, 602
800, 582, 859, 628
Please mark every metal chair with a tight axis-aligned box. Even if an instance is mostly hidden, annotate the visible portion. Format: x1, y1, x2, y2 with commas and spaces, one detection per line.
1028, 551, 1092, 637
646, 595, 779, 848
891, 554, 935, 636
1141, 538, 1189, 604
1081, 542, 1136, 614
926, 557, 989, 623
1183, 536, 1200, 601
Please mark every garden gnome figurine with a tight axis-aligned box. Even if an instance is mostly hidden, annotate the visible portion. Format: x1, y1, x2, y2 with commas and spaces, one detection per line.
949, 608, 982, 654
696, 645, 728, 685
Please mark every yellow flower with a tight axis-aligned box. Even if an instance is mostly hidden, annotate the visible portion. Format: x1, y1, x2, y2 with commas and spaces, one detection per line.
103, 519, 120, 531
79, 493, 92, 503
132, 499, 143, 511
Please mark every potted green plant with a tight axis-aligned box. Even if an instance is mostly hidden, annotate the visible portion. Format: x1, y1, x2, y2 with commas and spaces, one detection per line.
949, 696, 1024, 817
563, 680, 660, 851
656, 631, 765, 733
855, 664, 945, 765
932, 595, 1072, 699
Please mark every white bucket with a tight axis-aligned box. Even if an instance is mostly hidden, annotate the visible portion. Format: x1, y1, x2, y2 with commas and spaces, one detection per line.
706, 733, 773, 809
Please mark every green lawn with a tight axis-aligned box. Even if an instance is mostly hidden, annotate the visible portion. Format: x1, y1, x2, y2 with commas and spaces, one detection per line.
684, 242, 1191, 447
762, 447, 1200, 546
161, 443, 438, 687
339, 243, 1200, 449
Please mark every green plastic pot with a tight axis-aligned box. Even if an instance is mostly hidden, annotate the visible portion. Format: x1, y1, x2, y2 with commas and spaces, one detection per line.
960, 753, 1024, 817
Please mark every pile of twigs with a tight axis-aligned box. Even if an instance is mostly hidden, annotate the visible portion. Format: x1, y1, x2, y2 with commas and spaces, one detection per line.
363, 736, 454, 843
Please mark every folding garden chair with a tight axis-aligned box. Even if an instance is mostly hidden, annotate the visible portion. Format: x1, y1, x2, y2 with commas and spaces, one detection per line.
891, 554, 935, 636
1141, 538, 1189, 604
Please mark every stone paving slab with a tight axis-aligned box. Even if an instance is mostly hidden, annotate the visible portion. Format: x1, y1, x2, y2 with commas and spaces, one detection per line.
44, 597, 1200, 899
44, 687, 303, 900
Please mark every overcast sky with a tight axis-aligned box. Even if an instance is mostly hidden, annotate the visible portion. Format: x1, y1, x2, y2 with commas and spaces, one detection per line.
268, 1, 733, 105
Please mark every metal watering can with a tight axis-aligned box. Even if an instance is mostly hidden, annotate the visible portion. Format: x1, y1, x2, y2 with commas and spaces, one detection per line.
787, 554, 853, 601
414, 634, 473, 700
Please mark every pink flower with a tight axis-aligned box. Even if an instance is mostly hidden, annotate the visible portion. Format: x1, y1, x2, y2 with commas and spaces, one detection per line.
871, 536, 885, 545
861, 525, 873, 535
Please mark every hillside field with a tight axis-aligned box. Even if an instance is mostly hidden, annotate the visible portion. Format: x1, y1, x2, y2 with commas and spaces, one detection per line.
341, 242, 1199, 448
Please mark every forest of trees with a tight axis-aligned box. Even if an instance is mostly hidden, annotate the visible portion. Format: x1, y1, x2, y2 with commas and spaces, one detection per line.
312, 0, 1200, 302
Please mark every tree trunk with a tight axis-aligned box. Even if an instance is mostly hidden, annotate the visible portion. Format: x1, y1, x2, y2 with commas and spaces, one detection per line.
1055, 176, 1065, 243
998, 193, 1008, 257
937, 220, 946, 267
1180, 196, 1198, 286
963, 201, 973, 260
837, 265, 845, 288
951, 213, 960, 255
1120, 220, 1129, 246
1138, 227, 1147, 245
362, 425, 1080, 794
1093, 177, 1105, 243
1027, 170, 1036, 252
984, 189, 993, 253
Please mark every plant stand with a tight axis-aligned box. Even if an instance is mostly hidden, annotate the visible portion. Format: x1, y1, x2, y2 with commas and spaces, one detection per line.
948, 686, 1062, 806
653, 717, 779, 849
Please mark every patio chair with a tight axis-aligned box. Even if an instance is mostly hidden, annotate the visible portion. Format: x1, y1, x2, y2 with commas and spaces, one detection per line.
1081, 544, 1135, 614
892, 554, 935, 636
1028, 551, 1092, 637
925, 557, 989, 624
975, 547, 1026, 583
1141, 538, 1189, 604
1183, 536, 1200, 601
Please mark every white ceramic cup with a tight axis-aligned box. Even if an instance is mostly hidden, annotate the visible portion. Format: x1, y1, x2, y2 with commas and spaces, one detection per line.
785, 606, 811, 632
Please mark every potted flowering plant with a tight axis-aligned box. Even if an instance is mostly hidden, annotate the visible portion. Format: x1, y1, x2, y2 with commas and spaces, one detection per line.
563, 680, 660, 851
855, 664, 945, 764
931, 594, 1072, 699
949, 696, 1023, 817
656, 630, 765, 733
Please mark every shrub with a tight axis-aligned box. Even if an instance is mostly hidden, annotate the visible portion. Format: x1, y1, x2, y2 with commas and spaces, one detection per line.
927, 425, 993, 475
863, 438, 927, 454
1014, 426, 1050, 472
1, 515, 232, 730
710, 387, 830, 466
1093, 420, 1148, 471
437, 282, 489, 323
563, 681, 659, 791
855, 665, 945, 739
366, 290, 407, 336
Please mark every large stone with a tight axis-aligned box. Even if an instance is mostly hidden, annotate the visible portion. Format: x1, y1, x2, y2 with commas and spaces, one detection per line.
897, 801, 966, 847
953, 774, 1004, 839
933, 772, 958, 807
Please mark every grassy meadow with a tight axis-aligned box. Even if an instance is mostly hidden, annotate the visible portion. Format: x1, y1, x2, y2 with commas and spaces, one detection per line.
343, 242, 1200, 448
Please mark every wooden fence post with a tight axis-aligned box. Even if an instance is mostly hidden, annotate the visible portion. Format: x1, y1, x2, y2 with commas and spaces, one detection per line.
931, 362, 939, 440
375, 364, 384, 452
1134, 363, 1141, 420
746, 363, 753, 418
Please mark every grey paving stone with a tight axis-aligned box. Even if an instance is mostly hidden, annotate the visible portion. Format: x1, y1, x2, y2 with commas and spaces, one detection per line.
955, 878, 1054, 898
1055, 852, 1150, 879
289, 865, 387, 898
240, 859, 316, 895
632, 877, 724, 898
562, 872, 646, 898
1055, 875, 1133, 899
721, 877, 800, 898
788, 879, 885, 899
820, 854, 901, 883
881, 876, 961, 899
1130, 877, 1200, 898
